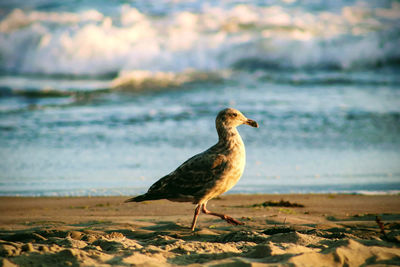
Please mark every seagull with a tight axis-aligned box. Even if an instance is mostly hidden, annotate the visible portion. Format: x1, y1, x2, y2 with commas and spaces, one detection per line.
125, 108, 258, 230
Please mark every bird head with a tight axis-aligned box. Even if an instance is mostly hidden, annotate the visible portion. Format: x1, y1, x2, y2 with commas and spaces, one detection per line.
216, 108, 259, 129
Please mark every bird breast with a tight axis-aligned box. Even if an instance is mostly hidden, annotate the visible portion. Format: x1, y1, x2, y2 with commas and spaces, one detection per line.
213, 135, 246, 196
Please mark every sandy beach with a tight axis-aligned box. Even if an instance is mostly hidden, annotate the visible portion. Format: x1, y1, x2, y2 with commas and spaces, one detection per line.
0, 194, 399, 266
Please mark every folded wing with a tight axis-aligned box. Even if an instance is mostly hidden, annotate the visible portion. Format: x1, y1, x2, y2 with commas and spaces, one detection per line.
132, 150, 227, 202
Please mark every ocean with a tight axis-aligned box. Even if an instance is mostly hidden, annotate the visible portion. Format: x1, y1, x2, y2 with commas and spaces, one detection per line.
0, 0, 399, 196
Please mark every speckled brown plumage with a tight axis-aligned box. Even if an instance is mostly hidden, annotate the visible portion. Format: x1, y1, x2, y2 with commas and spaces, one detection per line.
125, 108, 258, 230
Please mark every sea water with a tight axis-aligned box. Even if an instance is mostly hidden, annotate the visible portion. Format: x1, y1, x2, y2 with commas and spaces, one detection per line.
0, 0, 399, 196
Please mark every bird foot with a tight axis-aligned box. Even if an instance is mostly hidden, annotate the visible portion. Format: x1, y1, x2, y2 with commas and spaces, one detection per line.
223, 215, 244, 226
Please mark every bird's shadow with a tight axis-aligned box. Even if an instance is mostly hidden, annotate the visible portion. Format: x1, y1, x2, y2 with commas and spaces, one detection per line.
141, 221, 189, 232
137, 219, 254, 243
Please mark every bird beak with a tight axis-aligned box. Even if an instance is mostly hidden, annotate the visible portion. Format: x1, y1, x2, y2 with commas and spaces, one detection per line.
245, 118, 259, 128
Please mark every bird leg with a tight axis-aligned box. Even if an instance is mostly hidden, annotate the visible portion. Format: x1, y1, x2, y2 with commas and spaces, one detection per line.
201, 203, 244, 226
191, 204, 201, 231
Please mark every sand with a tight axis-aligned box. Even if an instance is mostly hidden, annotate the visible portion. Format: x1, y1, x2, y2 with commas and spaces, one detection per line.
1, 194, 400, 266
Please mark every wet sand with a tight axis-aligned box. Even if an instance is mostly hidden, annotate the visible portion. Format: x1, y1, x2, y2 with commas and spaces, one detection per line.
1, 194, 400, 266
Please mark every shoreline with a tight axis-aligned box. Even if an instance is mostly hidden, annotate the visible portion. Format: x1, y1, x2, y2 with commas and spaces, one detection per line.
1, 194, 400, 266
1, 188, 400, 198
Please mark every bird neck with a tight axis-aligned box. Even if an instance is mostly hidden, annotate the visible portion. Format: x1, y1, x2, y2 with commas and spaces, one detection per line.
217, 125, 243, 148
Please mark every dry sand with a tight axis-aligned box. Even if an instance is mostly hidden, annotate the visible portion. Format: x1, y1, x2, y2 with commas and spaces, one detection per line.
0, 194, 400, 266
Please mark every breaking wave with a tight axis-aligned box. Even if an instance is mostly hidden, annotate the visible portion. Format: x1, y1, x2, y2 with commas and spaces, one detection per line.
111, 70, 225, 91
0, 2, 399, 77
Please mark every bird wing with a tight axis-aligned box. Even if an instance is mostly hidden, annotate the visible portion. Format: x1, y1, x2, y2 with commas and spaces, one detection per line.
146, 149, 228, 200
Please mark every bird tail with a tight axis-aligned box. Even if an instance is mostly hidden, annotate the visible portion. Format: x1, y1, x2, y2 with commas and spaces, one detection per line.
124, 194, 150, 203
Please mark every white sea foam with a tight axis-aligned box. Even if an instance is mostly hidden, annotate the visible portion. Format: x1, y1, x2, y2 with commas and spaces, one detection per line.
0, 2, 399, 76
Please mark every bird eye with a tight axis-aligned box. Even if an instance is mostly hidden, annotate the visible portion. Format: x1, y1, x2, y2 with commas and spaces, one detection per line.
232, 113, 237, 117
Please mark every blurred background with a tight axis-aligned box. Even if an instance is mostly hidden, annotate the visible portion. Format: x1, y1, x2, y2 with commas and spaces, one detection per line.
0, 0, 399, 196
